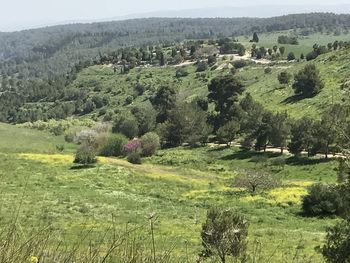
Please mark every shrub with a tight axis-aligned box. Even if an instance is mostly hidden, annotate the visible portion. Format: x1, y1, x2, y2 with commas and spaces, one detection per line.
112, 113, 139, 139
74, 144, 97, 166
175, 68, 189, 78
301, 184, 343, 216
64, 126, 85, 143
322, 219, 350, 263
123, 139, 141, 154
264, 67, 272, 74
99, 133, 128, 157
201, 207, 248, 263
140, 132, 160, 157
127, 151, 142, 164
233, 60, 247, 69
74, 129, 98, 148
196, 61, 208, 72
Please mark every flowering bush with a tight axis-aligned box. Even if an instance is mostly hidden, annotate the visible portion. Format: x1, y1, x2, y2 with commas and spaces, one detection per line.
123, 139, 141, 154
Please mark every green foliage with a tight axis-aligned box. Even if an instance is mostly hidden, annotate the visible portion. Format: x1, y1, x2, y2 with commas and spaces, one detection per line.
287, 52, 296, 61
278, 35, 299, 45
74, 144, 97, 166
322, 219, 350, 263
140, 132, 160, 157
293, 64, 324, 97
201, 207, 248, 263
196, 61, 208, 72
216, 120, 240, 146
252, 32, 259, 43
278, 71, 292, 85
99, 133, 128, 157
151, 86, 177, 123
159, 103, 210, 147
112, 112, 139, 139
301, 184, 344, 217
127, 151, 142, 164
208, 75, 244, 130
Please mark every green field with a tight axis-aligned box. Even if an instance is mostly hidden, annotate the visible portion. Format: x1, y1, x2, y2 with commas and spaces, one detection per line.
0, 122, 341, 262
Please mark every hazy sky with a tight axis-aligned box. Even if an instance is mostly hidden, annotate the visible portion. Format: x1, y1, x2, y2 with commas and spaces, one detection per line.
0, 0, 348, 31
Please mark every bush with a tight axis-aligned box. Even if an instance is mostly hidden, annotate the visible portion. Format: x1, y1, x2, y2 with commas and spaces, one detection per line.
175, 68, 189, 78
233, 60, 247, 69
127, 151, 142, 164
74, 144, 97, 166
322, 219, 350, 263
264, 67, 272, 74
302, 184, 344, 216
99, 133, 128, 157
140, 132, 160, 157
112, 113, 139, 139
196, 61, 208, 72
201, 207, 248, 263
64, 126, 85, 143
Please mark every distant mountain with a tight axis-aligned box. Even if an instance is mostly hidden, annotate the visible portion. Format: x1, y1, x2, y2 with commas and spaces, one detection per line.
2, 5, 350, 32
110, 5, 350, 20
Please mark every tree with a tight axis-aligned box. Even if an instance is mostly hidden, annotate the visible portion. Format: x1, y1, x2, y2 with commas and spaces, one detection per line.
201, 207, 248, 263
278, 71, 292, 86
208, 75, 244, 130
288, 117, 315, 157
196, 61, 208, 72
252, 111, 274, 152
160, 103, 211, 147
151, 86, 177, 123
140, 132, 160, 157
252, 32, 259, 43
292, 64, 324, 97
322, 219, 350, 263
287, 52, 295, 61
269, 112, 291, 154
233, 170, 280, 193
131, 102, 157, 136
112, 112, 139, 139
216, 120, 240, 146
279, 46, 285, 56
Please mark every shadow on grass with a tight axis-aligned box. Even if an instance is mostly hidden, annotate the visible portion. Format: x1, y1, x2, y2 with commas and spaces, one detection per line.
207, 146, 230, 152
281, 93, 309, 104
220, 150, 280, 161
285, 156, 333, 166
70, 164, 96, 170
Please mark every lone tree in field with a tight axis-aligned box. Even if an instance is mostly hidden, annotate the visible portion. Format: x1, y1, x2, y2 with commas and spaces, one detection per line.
292, 64, 324, 97
233, 170, 280, 194
252, 32, 259, 43
208, 75, 244, 131
201, 207, 248, 263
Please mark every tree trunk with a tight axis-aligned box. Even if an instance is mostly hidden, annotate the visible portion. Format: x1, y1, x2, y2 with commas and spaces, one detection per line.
281, 147, 284, 154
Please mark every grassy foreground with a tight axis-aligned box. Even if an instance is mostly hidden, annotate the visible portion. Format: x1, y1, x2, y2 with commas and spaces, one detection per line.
0, 123, 340, 262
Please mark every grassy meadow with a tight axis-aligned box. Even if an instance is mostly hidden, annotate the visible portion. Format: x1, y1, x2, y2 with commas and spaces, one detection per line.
0, 122, 341, 262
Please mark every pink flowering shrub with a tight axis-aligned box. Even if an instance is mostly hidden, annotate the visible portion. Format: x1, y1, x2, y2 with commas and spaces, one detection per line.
123, 139, 141, 154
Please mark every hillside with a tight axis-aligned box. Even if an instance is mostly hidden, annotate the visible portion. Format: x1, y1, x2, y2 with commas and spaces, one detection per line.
0, 122, 339, 262
17, 35, 348, 121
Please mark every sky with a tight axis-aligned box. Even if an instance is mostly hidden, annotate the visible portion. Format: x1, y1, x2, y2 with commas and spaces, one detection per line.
0, 0, 349, 31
